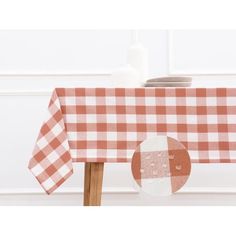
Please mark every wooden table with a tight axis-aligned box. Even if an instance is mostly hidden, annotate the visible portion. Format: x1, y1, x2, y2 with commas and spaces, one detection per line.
83, 163, 104, 206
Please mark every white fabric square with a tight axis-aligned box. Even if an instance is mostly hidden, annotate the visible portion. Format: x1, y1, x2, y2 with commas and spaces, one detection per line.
229, 151, 236, 158
64, 97, 76, 106
61, 140, 69, 150
58, 165, 71, 176
186, 115, 198, 124
87, 132, 98, 140
187, 132, 199, 141
69, 149, 78, 159
166, 115, 178, 124
67, 131, 77, 141
86, 149, 98, 158
227, 115, 236, 124
146, 115, 157, 124
105, 96, 116, 105
85, 96, 97, 105
126, 114, 137, 123
188, 151, 198, 159
31, 164, 44, 176
226, 97, 236, 106
86, 114, 97, 123
207, 115, 218, 124
145, 97, 156, 106
209, 133, 220, 141
106, 149, 118, 157
47, 150, 61, 163
186, 97, 196, 106
42, 178, 55, 190
140, 136, 168, 152
64, 114, 77, 123
208, 151, 220, 159
107, 132, 117, 141
125, 96, 136, 106
228, 133, 236, 141
165, 97, 176, 106
127, 132, 137, 140
37, 137, 49, 149
51, 123, 62, 136
206, 97, 217, 106
107, 114, 117, 123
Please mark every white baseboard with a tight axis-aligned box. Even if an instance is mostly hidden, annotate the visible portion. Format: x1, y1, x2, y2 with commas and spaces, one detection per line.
1, 187, 236, 206
0, 187, 138, 195
1, 187, 236, 195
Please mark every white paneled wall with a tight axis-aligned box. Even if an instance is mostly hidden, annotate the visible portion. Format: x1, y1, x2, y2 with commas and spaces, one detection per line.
1, 30, 236, 205
169, 30, 236, 75
0, 30, 168, 77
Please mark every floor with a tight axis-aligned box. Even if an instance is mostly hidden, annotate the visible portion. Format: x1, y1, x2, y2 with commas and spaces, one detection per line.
1, 191, 236, 206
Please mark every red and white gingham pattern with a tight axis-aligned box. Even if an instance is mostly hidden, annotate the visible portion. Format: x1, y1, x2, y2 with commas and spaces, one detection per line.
29, 87, 236, 194
28, 91, 73, 194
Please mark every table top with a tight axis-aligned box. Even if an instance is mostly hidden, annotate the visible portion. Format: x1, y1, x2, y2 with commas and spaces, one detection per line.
28, 87, 236, 193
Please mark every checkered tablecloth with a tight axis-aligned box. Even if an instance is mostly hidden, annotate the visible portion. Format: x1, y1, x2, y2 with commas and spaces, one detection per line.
28, 88, 236, 194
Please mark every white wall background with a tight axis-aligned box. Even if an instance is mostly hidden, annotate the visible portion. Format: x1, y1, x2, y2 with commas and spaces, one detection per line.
169, 30, 236, 75
0, 30, 168, 76
1, 30, 236, 205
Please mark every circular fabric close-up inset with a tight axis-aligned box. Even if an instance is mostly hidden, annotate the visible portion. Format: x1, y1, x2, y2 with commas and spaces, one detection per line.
131, 136, 191, 196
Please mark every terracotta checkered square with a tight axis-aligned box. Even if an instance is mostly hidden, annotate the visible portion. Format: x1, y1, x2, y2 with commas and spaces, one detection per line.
29, 88, 236, 193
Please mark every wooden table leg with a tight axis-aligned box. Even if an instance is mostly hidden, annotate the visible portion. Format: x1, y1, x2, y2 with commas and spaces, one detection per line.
83, 162, 104, 206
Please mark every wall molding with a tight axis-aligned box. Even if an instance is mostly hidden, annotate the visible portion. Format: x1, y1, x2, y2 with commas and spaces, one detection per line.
0, 72, 112, 77
0, 73, 114, 92
1, 187, 236, 195
0, 90, 52, 96
0, 187, 138, 195
1, 76, 236, 96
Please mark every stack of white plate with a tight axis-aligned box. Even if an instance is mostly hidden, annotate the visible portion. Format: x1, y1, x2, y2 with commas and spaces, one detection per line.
144, 76, 192, 87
